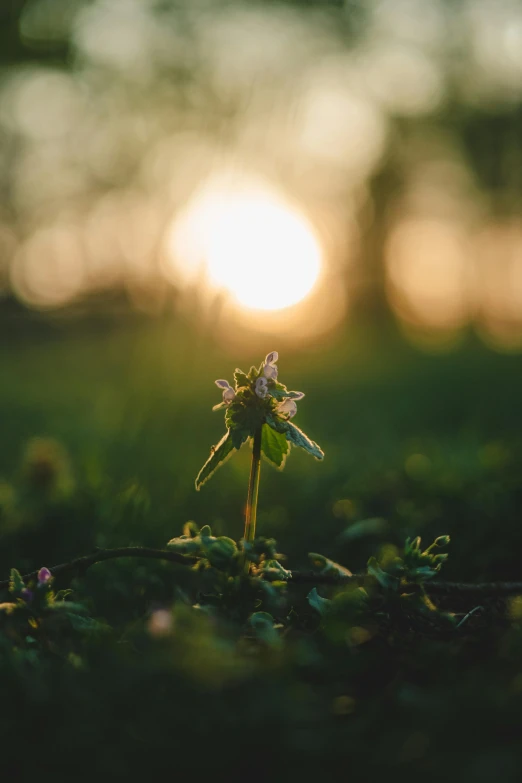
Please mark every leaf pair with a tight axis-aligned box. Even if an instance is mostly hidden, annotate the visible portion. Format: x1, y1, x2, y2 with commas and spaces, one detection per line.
195, 419, 324, 490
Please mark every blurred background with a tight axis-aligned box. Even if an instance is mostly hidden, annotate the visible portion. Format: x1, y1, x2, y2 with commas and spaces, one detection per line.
1, 0, 522, 580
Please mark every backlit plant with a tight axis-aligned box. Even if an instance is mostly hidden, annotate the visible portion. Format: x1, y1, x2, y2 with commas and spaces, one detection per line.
194, 351, 324, 550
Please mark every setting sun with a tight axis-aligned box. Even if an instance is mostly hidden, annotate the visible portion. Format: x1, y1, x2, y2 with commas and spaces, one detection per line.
167, 183, 323, 311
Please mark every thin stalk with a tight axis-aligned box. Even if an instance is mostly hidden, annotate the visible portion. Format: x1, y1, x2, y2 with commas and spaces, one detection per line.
243, 427, 262, 573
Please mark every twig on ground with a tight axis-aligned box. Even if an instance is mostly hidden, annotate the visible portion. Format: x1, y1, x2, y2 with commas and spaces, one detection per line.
0, 547, 197, 591
2, 549, 522, 598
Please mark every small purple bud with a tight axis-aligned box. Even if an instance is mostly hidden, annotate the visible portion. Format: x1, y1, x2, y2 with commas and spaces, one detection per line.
21, 588, 33, 603
38, 567, 52, 585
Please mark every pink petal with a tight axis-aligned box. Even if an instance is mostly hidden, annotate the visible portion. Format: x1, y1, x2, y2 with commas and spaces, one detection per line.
255, 377, 268, 398
277, 399, 297, 418
38, 567, 52, 584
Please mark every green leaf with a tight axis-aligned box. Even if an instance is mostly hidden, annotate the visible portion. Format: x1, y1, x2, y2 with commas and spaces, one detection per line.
261, 423, 289, 469
339, 517, 388, 542
206, 537, 238, 569
233, 368, 250, 389
166, 534, 202, 554
248, 612, 282, 648
280, 420, 324, 460
54, 589, 74, 602
229, 426, 249, 450
49, 601, 91, 614
307, 588, 332, 616
195, 431, 238, 491
410, 566, 437, 581
247, 365, 259, 381
183, 521, 199, 538
67, 614, 105, 633
265, 413, 284, 431
367, 557, 400, 592
308, 553, 352, 578
9, 568, 24, 595
267, 381, 289, 401
258, 559, 292, 580
226, 400, 265, 440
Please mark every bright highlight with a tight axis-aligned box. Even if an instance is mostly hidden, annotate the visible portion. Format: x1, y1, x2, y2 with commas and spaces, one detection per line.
168, 185, 322, 311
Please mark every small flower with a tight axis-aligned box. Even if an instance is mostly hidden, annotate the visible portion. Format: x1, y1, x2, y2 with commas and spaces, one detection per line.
255, 377, 268, 398
263, 351, 278, 380
214, 379, 236, 407
37, 567, 52, 584
277, 398, 297, 418
148, 609, 173, 637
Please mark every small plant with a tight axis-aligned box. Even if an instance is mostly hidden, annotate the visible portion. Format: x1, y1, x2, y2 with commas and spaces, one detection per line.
0, 565, 103, 650
167, 522, 291, 623
367, 535, 451, 592
195, 351, 324, 554
364, 535, 455, 627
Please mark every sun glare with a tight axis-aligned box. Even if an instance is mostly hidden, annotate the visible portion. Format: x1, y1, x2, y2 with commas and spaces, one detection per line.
167, 184, 323, 311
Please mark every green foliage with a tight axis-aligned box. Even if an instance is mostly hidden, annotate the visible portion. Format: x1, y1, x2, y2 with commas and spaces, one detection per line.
366, 534, 451, 592
2, 526, 459, 661
241, 536, 280, 564
248, 612, 282, 648
0, 563, 106, 650
0, 514, 518, 779
195, 351, 324, 488
167, 522, 238, 570
308, 553, 352, 578
307, 587, 333, 616
205, 535, 238, 570
367, 556, 400, 591
280, 420, 324, 460
261, 423, 289, 468
267, 414, 324, 460
9, 568, 24, 596
233, 368, 250, 389
1, 326, 522, 776
225, 394, 265, 437
194, 431, 237, 490
363, 535, 457, 628
267, 381, 290, 401
254, 557, 292, 581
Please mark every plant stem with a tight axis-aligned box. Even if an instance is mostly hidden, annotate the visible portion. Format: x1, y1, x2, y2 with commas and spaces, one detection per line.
243, 427, 262, 572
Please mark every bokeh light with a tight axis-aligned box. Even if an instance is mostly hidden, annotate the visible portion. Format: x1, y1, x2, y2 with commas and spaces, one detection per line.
386, 217, 471, 333
475, 221, 522, 350
0, 0, 520, 350
166, 180, 322, 311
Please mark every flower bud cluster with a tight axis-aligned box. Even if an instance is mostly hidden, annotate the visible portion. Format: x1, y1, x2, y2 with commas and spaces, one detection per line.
212, 351, 304, 421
